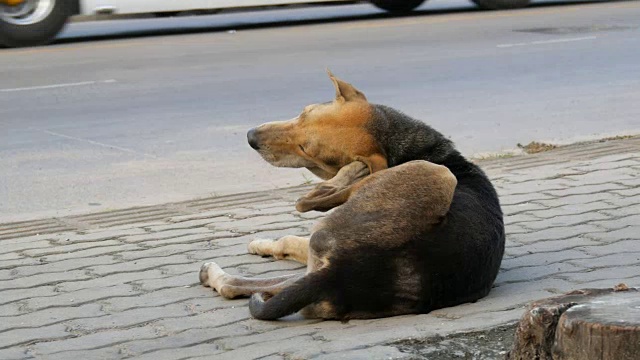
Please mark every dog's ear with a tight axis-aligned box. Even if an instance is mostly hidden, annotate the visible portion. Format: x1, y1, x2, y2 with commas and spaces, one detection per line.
356, 153, 388, 174
296, 161, 369, 212
327, 70, 367, 102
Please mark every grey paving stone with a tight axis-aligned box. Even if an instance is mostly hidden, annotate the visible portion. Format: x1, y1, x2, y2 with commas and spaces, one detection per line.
0, 323, 71, 349
314, 345, 411, 360
535, 192, 620, 208
573, 159, 640, 171
576, 239, 640, 256
585, 226, 640, 243
509, 236, 601, 254
57, 269, 166, 292
0, 347, 31, 360
122, 228, 212, 243
509, 224, 603, 244
521, 211, 609, 230
568, 251, 640, 269
526, 201, 618, 219
1, 303, 104, 331
544, 182, 628, 197
591, 214, 640, 231
501, 202, 549, 216
556, 265, 640, 284
61, 228, 147, 243
0, 255, 117, 280
24, 284, 140, 312
29, 326, 160, 355
34, 243, 141, 263
496, 262, 584, 284
501, 249, 592, 270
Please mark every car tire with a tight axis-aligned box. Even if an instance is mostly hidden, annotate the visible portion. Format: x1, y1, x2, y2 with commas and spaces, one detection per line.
0, 0, 72, 47
370, 0, 426, 13
471, 0, 530, 10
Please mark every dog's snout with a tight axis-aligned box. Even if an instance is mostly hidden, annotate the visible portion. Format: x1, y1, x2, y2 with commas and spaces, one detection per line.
247, 128, 260, 150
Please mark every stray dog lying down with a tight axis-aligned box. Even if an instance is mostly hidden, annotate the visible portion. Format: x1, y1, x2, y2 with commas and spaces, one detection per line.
199, 72, 505, 321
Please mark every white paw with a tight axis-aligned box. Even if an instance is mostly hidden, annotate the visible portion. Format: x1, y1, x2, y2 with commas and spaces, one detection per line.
247, 238, 274, 256
199, 261, 225, 289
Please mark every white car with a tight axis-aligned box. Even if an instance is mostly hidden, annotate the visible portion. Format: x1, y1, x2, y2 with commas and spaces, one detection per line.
0, 0, 531, 47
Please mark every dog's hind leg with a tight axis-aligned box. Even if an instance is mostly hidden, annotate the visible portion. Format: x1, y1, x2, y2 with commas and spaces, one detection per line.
199, 261, 303, 299
247, 235, 310, 264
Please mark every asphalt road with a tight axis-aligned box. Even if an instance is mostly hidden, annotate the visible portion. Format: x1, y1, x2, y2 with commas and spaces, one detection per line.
1, 0, 639, 221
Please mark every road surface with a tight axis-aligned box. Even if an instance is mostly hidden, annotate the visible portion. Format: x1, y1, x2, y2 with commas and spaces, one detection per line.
1, 0, 639, 221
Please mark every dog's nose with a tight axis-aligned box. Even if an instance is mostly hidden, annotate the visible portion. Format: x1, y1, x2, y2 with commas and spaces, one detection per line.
247, 128, 260, 150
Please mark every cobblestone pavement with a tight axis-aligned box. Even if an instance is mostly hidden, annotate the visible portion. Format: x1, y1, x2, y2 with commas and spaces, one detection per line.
1, 138, 639, 360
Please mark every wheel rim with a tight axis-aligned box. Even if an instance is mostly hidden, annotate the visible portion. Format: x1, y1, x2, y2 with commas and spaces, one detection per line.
0, 0, 55, 25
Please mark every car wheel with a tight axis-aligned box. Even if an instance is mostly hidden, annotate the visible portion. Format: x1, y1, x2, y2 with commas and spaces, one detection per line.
0, 0, 72, 47
370, 0, 426, 13
471, 0, 530, 10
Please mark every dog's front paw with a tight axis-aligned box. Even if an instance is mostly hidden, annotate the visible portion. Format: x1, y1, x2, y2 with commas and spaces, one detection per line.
248, 238, 277, 257
199, 261, 226, 289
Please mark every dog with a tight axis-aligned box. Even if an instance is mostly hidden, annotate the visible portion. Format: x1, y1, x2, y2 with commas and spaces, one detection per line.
199, 71, 505, 321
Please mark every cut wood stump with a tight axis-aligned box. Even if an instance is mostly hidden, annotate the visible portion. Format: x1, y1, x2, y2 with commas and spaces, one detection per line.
507, 284, 639, 360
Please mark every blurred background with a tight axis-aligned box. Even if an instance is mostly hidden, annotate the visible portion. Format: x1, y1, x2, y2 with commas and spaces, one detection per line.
1, 0, 639, 221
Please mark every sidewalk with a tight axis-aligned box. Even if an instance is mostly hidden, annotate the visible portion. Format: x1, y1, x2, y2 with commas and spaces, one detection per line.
1, 137, 639, 360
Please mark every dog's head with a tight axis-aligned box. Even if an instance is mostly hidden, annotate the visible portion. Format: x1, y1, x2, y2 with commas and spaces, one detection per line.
247, 71, 388, 181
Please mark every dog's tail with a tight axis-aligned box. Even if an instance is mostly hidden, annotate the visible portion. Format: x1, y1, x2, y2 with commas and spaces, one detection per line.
249, 270, 330, 320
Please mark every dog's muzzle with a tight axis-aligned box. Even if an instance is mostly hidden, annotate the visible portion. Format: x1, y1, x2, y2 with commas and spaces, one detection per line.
247, 128, 260, 150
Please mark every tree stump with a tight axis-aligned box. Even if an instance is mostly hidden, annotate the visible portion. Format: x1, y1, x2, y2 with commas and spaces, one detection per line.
507, 284, 639, 360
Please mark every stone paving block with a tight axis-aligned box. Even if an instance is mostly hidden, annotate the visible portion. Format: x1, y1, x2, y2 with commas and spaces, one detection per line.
61, 228, 147, 243
501, 249, 591, 270
125, 343, 223, 360
556, 265, 640, 284
25, 284, 139, 312
155, 306, 251, 333
568, 251, 640, 269
573, 158, 640, 171
601, 206, 640, 218
526, 201, 617, 219
0, 255, 116, 280
590, 214, 640, 231
210, 335, 317, 360
561, 167, 637, 184
123, 228, 212, 243
29, 326, 160, 356
576, 239, 640, 256
503, 213, 542, 226
501, 202, 549, 216
88, 254, 192, 276
521, 211, 609, 230
133, 272, 203, 292
143, 218, 219, 232
499, 192, 556, 206
315, 345, 412, 360
1, 303, 104, 331
0, 240, 53, 256
35, 243, 141, 263
495, 179, 575, 197
509, 236, 601, 254
21, 239, 124, 257
604, 193, 640, 207
68, 303, 191, 332
123, 326, 241, 357
544, 182, 628, 197
0, 323, 71, 349
509, 224, 602, 244
534, 192, 620, 207
0, 269, 92, 291
496, 262, 584, 284
579, 276, 640, 289
57, 269, 166, 292
0, 347, 30, 360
